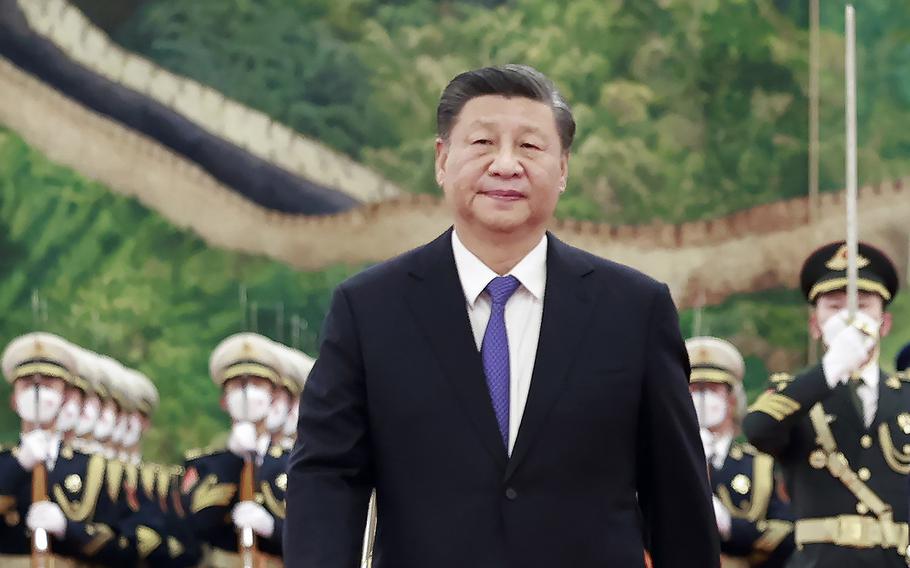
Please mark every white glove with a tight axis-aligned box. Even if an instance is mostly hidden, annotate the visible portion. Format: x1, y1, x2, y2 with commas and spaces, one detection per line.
228, 421, 258, 457
16, 430, 51, 471
232, 501, 274, 538
822, 309, 880, 346
27, 501, 66, 538
822, 319, 876, 387
712, 495, 731, 541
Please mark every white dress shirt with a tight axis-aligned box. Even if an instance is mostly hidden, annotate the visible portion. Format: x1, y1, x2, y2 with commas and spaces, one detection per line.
451, 230, 547, 455
706, 432, 733, 470
856, 364, 880, 428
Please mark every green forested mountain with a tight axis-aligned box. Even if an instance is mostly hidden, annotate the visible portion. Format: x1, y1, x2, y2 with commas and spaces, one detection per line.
112, 0, 910, 223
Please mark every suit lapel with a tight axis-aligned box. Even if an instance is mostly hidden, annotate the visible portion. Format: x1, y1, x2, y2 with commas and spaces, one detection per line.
504, 235, 595, 481
404, 229, 508, 469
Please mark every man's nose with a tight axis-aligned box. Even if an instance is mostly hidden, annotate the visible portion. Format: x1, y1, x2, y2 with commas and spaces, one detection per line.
488, 147, 523, 178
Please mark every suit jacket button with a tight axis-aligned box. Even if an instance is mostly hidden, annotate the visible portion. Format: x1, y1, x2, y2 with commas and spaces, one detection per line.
505, 487, 518, 500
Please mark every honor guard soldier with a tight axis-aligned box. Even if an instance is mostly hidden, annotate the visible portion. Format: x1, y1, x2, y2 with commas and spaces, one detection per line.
0, 332, 113, 566
743, 242, 910, 566
68, 345, 106, 454
269, 344, 313, 451
115, 367, 202, 567
92, 355, 126, 460
182, 332, 286, 568
687, 337, 795, 567
261, 343, 312, 554
896, 343, 910, 374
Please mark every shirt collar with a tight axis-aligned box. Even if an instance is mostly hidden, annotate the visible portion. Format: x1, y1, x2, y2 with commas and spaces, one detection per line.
451, 230, 547, 306
860, 363, 880, 390
711, 432, 734, 469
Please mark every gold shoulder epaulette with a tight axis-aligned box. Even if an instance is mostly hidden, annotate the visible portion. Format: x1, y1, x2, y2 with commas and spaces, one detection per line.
184, 448, 205, 461
769, 372, 793, 384
739, 442, 759, 456
897, 371, 909, 382
184, 444, 226, 461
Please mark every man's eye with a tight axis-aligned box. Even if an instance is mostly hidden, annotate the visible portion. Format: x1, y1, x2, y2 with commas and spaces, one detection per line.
472, 139, 493, 145
521, 142, 541, 150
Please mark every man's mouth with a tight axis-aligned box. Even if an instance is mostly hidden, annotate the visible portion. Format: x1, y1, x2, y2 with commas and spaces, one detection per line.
479, 189, 526, 201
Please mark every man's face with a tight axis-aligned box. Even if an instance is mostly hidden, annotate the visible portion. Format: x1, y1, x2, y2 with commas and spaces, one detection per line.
435, 95, 568, 238
809, 290, 892, 340
689, 382, 735, 431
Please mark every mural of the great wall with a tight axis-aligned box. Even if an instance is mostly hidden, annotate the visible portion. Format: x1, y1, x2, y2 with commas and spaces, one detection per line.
1, 0, 908, 460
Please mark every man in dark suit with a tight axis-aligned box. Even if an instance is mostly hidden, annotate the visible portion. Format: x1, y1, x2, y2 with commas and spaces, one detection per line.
284, 64, 719, 568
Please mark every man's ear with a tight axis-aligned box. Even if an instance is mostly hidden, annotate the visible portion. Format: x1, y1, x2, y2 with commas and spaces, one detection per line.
880, 311, 893, 338
435, 138, 448, 187
808, 309, 822, 341
558, 152, 569, 193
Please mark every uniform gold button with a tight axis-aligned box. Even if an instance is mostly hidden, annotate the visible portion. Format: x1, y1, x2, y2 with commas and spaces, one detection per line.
809, 450, 827, 469
858, 467, 871, 481
860, 435, 872, 449
732, 474, 751, 495
856, 503, 869, 514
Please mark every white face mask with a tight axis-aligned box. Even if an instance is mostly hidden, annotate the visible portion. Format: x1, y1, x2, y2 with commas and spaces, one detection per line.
55, 398, 82, 433
691, 390, 728, 429
94, 405, 116, 441
111, 414, 129, 444
265, 397, 290, 433
121, 414, 143, 448
76, 397, 101, 437
283, 401, 299, 437
225, 384, 273, 422
15, 386, 64, 424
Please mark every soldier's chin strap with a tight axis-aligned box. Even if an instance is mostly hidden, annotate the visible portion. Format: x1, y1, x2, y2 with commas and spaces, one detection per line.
807, 403, 906, 551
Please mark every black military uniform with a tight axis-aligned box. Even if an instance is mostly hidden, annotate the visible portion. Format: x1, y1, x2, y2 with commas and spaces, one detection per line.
712, 440, 795, 567
181, 444, 285, 567
258, 444, 289, 554
743, 241, 908, 567
0, 441, 128, 565
687, 336, 795, 567
897, 343, 910, 373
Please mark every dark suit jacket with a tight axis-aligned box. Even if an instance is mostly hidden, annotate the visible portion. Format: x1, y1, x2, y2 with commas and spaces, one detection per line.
284, 230, 719, 568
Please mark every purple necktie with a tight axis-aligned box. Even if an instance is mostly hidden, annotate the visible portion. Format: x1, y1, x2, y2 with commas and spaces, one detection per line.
482, 275, 521, 450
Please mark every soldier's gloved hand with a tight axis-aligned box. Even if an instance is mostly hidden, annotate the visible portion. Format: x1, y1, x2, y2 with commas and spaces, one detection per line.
822, 319, 876, 387
27, 501, 66, 538
711, 495, 731, 541
16, 429, 51, 471
821, 309, 850, 347
232, 501, 274, 538
228, 421, 258, 457
822, 309, 880, 346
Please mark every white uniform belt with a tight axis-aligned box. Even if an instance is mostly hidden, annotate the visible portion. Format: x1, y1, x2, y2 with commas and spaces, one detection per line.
208, 546, 284, 568
795, 515, 909, 553
0, 554, 88, 568
719, 554, 750, 568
